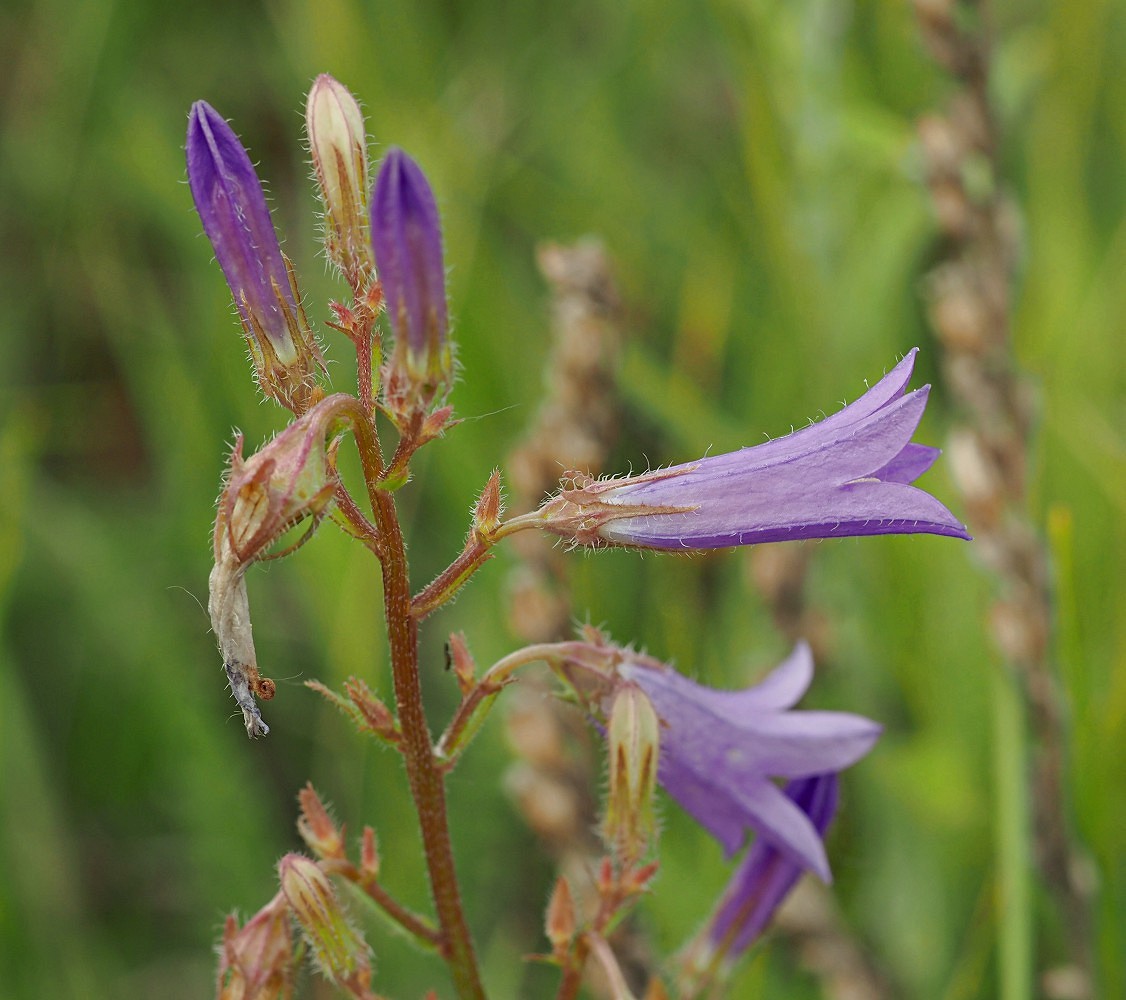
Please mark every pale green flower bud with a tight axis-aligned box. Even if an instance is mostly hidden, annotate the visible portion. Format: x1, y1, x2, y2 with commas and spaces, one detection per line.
306, 74, 373, 284
278, 854, 372, 994
604, 681, 660, 865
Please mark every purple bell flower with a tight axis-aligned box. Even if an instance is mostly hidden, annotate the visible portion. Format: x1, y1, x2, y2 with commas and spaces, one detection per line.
619, 642, 878, 881
533, 350, 970, 549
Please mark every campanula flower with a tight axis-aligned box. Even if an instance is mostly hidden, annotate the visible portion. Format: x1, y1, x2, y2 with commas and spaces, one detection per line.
187, 100, 323, 410
531, 350, 969, 549
554, 635, 879, 882
370, 149, 452, 403
619, 642, 875, 881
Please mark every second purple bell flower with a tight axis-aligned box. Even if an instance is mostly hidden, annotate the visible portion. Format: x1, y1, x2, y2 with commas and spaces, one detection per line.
619, 642, 878, 881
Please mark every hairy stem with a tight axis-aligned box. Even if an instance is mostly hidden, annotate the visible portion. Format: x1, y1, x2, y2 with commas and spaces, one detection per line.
374, 487, 485, 998
346, 398, 483, 997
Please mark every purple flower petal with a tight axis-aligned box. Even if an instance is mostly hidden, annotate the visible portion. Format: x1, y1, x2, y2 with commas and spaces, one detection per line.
707, 774, 839, 960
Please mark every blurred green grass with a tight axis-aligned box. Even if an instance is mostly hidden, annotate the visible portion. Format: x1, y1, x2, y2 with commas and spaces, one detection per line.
1, 0, 1123, 996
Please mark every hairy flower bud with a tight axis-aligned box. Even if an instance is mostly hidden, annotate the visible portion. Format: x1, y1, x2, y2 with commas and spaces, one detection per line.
278, 854, 372, 994
305, 75, 373, 284
187, 100, 324, 411
370, 149, 452, 405
297, 783, 346, 860
604, 682, 660, 864
544, 875, 577, 958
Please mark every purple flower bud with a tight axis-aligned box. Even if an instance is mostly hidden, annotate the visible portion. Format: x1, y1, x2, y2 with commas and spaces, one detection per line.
370, 149, 452, 400
187, 100, 323, 409
534, 350, 970, 549
618, 642, 878, 881
705, 773, 839, 965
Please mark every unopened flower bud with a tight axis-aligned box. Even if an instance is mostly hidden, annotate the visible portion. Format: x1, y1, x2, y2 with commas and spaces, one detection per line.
446, 632, 477, 696
217, 892, 294, 1000
278, 854, 372, 993
370, 149, 452, 405
343, 676, 400, 743
545, 875, 577, 958
604, 682, 660, 865
306, 75, 373, 284
360, 826, 380, 881
297, 783, 346, 860
187, 101, 324, 411
472, 469, 504, 537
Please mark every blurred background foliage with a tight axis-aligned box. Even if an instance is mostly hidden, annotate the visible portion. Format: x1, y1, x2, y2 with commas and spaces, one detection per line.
1, 0, 1123, 996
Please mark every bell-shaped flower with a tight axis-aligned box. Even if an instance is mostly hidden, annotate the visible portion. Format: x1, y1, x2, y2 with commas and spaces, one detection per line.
531, 350, 969, 549
616, 643, 878, 881
187, 100, 323, 410
370, 148, 452, 405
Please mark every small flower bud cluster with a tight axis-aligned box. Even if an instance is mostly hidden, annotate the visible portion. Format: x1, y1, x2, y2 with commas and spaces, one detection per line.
188, 77, 453, 420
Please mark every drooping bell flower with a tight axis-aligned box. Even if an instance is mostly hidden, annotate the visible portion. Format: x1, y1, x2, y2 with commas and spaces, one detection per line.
554, 635, 879, 883
530, 350, 969, 549
187, 100, 323, 410
370, 148, 452, 406
618, 643, 875, 881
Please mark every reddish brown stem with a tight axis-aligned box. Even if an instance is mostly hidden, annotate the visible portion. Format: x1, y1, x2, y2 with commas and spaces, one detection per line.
373, 487, 485, 998
322, 858, 441, 948
412, 534, 494, 621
